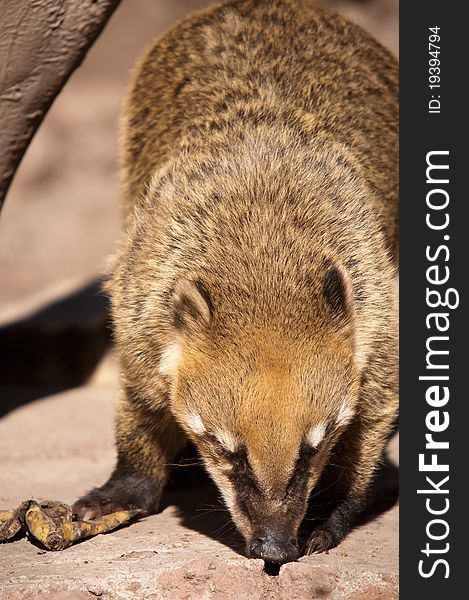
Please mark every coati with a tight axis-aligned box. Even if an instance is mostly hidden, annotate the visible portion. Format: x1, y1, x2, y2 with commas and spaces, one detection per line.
73, 0, 398, 565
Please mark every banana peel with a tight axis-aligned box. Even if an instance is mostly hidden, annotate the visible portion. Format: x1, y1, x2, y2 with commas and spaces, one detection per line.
0, 500, 140, 550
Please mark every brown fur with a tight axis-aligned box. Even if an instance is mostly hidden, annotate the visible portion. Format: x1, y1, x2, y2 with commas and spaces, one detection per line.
73, 0, 398, 562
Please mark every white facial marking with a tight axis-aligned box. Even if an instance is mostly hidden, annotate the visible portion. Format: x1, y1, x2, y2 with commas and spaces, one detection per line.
214, 429, 237, 453
218, 483, 235, 512
159, 342, 182, 376
306, 422, 327, 448
336, 400, 354, 428
186, 411, 206, 435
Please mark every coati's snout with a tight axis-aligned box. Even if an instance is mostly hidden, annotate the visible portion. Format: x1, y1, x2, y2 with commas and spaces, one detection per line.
249, 531, 299, 564
182, 432, 317, 564
200, 441, 315, 564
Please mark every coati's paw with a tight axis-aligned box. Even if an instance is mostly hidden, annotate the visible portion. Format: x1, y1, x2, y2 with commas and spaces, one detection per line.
72, 488, 130, 521
305, 527, 338, 554
305, 499, 361, 554
72, 470, 161, 520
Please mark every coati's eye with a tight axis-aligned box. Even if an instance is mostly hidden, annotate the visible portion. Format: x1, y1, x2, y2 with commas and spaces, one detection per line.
205, 432, 239, 460
284, 439, 322, 499
206, 438, 251, 473
304, 444, 320, 458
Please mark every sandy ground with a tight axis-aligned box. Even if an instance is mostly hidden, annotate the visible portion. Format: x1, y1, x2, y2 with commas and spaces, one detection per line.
0, 1, 398, 598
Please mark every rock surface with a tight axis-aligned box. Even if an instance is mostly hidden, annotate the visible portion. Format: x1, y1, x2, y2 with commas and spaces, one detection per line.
0, 383, 398, 599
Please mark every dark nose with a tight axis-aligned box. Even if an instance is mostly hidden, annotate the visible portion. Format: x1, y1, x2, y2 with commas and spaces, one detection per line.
249, 533, 299, 564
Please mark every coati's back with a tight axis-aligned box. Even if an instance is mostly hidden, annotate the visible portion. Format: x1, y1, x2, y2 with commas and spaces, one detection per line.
120, 0, 398, 258
80, 0, 399, 563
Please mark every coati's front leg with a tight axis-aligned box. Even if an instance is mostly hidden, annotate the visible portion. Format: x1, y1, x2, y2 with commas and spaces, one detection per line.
73, 388, 186, 520
306, 399, 398, 554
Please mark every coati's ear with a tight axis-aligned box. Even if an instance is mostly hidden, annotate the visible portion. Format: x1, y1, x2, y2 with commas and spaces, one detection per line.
171, 279, 213, 333
322, 262, 354, 326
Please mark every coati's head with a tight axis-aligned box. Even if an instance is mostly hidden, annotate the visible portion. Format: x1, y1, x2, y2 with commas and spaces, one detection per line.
160, 262, 360, 565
